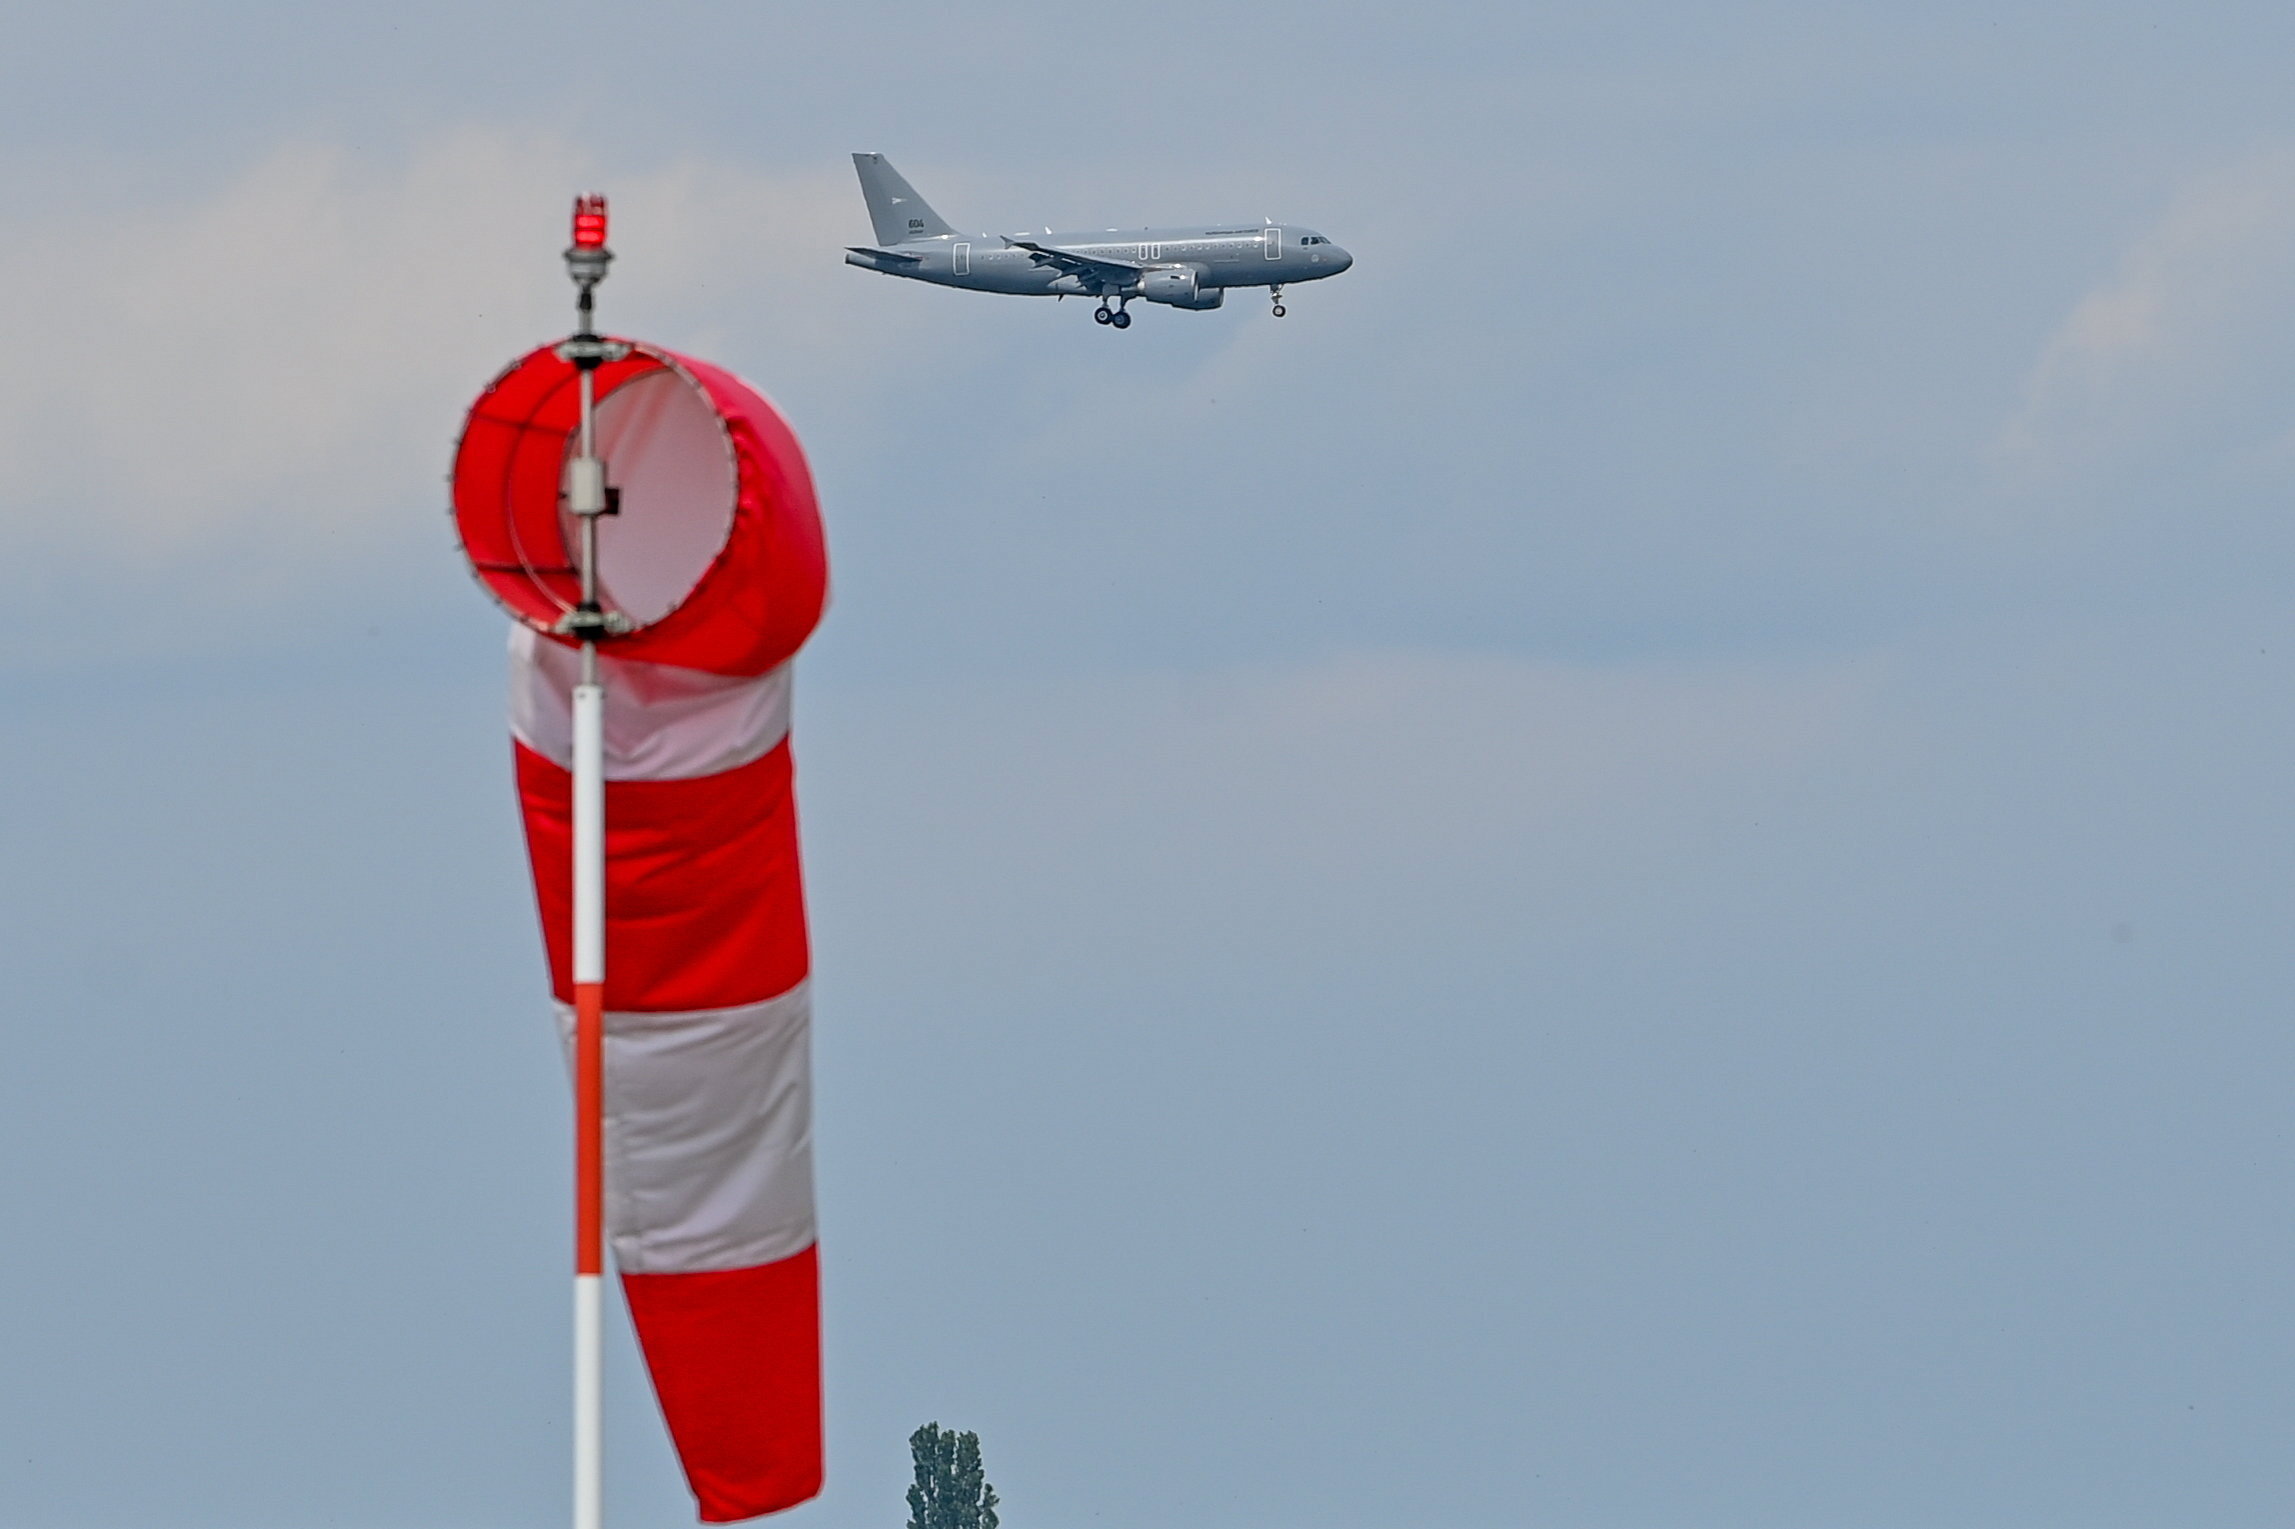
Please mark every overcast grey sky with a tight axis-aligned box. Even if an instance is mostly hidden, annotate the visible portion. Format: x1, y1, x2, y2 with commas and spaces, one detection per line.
3, 3, 2295, 1526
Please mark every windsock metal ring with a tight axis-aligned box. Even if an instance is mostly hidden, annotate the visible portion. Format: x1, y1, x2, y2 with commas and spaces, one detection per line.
453, 339, 828, 677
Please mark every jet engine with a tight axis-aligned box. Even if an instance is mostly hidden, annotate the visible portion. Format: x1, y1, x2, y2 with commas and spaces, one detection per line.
1138, 266, 1223, 309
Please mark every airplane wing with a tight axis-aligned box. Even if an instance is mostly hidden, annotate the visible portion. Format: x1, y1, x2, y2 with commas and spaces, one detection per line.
1005, 238, 1146, 290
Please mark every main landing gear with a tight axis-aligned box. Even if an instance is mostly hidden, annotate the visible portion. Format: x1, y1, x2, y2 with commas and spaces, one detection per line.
1270, 284, 1287, 318
1093, 300, 1133, 329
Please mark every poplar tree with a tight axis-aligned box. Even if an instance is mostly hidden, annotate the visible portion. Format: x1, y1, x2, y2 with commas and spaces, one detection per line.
906, 1423, 1000, 1529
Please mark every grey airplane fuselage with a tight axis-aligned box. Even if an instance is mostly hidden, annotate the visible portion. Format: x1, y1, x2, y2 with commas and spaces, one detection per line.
843, 150, 1352, 316
849, 224, 1352, 299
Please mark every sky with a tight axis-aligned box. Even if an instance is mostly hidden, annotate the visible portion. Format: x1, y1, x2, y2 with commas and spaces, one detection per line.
3, 2, 2295, 1525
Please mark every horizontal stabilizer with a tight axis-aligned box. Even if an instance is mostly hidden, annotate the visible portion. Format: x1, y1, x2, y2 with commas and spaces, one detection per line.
845, 247, 927, 277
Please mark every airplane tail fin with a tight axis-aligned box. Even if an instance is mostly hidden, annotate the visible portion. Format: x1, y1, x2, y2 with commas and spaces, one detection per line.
852, 153, 958, 245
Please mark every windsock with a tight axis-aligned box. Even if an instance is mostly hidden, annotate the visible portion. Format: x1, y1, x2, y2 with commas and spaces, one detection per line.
453, 339, 829, 1522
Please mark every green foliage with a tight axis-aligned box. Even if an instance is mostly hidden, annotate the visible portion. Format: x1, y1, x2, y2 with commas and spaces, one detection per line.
906, 1423, 1000, 1529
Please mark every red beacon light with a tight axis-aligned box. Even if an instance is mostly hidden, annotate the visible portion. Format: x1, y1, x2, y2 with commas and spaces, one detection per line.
571, 193, 608, 250
564, 192, 613, 310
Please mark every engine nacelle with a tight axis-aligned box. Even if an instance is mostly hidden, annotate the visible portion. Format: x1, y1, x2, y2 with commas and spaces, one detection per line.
1138, 266, 1223, 309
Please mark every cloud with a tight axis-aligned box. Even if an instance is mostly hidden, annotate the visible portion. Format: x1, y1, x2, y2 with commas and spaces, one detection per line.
803, 646, 1872, 1000
0, 130, 882, 567
1998, 148, 2295, 485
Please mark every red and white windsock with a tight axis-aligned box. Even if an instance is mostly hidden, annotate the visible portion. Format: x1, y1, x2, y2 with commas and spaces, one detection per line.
453, 325, 829, 1522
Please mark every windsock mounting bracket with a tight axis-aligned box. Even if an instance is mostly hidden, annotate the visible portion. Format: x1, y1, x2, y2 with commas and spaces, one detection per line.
553, 604, 633, 639
555, 335, 633, 369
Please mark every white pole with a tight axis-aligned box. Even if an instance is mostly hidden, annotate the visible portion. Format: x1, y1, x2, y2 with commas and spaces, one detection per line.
561, 194, 616, 1529
571, 350, 607, 1529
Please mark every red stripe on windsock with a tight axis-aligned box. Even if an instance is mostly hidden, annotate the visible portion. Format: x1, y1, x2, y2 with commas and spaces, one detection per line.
623, 1245, 824, 1523
516, 739, 811, 1013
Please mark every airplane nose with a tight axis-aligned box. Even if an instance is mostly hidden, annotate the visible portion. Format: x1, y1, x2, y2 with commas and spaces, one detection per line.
1331, 246, 1354, 273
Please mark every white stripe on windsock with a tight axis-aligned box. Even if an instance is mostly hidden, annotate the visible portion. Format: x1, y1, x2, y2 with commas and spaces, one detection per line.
509, 625, 792, 781
555, 983, 817, 1276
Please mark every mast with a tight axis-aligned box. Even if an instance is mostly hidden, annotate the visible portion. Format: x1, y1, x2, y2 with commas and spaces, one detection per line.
556, 191, 629, 1529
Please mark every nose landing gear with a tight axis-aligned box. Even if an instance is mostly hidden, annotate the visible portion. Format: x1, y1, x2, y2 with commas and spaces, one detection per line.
1270, 284, 1286, 318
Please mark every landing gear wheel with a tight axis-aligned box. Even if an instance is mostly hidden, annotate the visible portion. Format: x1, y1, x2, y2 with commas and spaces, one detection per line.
1272, 304, 1287, 318
1094, 305, 1113, 325
1269, 283, 1287, 319
1110, 309, 1132, 329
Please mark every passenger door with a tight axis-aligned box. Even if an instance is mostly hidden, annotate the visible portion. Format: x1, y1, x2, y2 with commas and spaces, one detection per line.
952, 242, 971, 277
1262, 227, 1282, 261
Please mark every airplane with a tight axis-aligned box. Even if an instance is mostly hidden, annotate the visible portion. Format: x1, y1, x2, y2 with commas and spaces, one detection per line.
843, 152, 1353, 329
